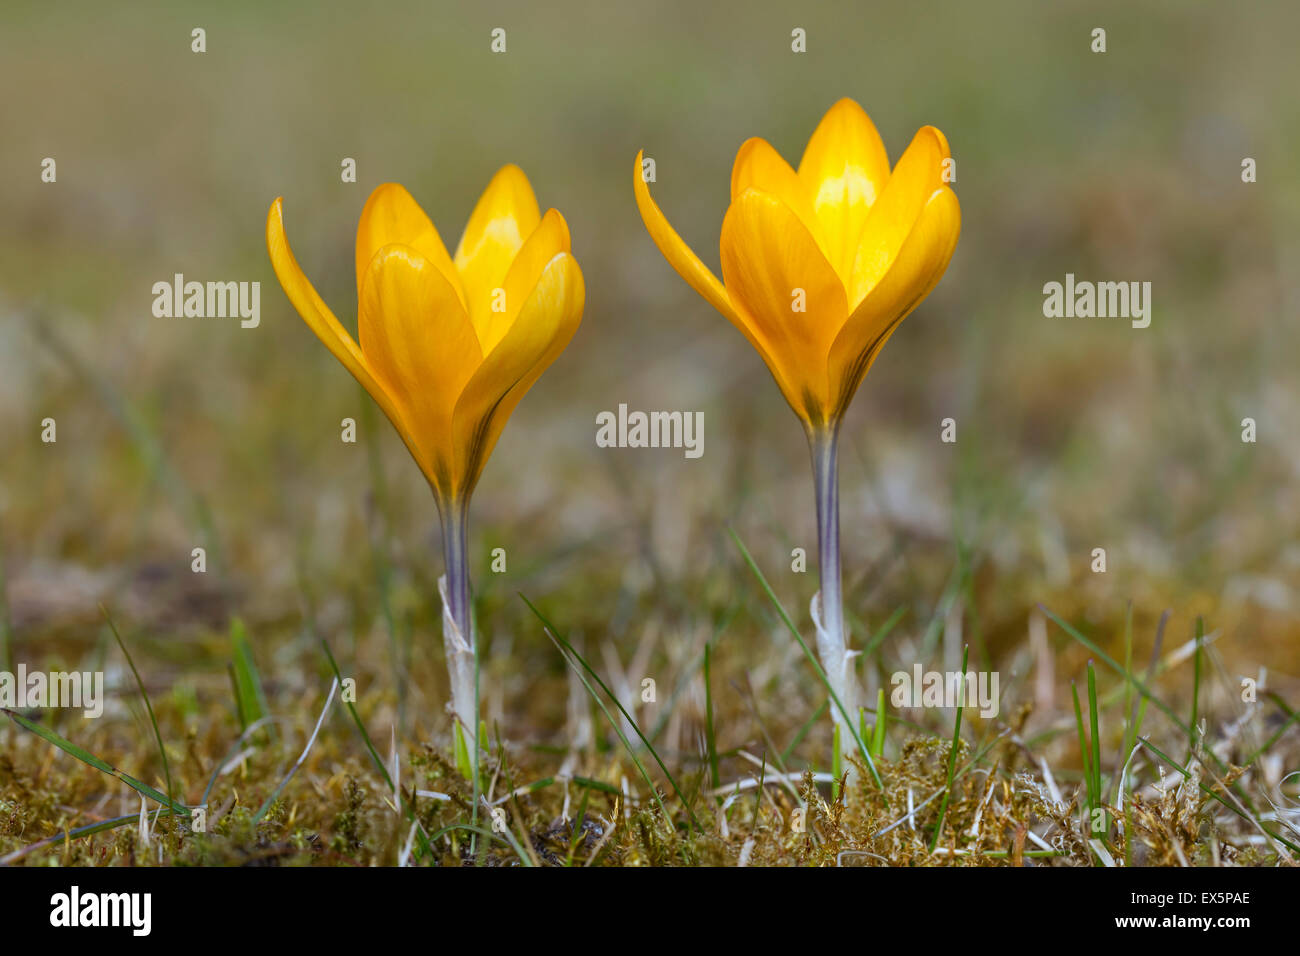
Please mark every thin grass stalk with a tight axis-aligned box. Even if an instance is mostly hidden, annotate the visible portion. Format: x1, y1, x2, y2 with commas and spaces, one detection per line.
102, 607, 174, 811
727, 526, 885, 795
929, 644, 968, 852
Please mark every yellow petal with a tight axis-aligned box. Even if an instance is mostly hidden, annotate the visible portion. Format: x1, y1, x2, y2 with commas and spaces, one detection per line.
828, 186, 961, 414
452, 252, 584, 496
796, 98, 892, 284
453, 164, 541, 342
481, 207, 570, 355
720, 188, 848, 425
633, 152, 747, 326
359, 244, 482, 493
266, 198, 414, 448
731, 137, 825, 256
633, 150, 793, 389
355, 183, 465, 313
847, 125, 950, 310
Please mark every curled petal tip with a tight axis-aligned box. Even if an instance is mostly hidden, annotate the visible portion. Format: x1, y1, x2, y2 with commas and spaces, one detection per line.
915, 125, 952, 158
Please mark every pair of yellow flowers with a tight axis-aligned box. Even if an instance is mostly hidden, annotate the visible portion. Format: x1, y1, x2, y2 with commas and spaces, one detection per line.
268, 97, 960, 753
266, 98, 960, 513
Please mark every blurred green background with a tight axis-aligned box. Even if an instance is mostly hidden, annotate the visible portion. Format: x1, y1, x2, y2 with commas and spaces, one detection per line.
1, 0, 1297, 746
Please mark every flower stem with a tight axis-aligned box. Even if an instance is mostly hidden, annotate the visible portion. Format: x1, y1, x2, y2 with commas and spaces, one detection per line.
807, 422, 858, 778
438, 495, 477, 760
443, 498, 473, 640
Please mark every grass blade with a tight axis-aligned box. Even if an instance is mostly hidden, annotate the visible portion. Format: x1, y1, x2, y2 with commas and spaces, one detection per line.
0, 809, 182, 865
871, 686, 887, 759
1043, 607, 1193, 744
1087, 660, 1102, 814
200, 716, 274, 809
101, 605, 175, 812
1242, 693, 1300, 767
1071, 680, 1095, 817
1187, 616, 1203, 764
520, 592, 703, 834
929, 644, 968, 852
252, 678, 337, 824
321, 641, 390, 790
230, 618, 270, 732
1137, 736, 1299, 855
3, 708, 188, 815
427, 822, 534, 867
859, 604, 907, 668
1042, 603, 1285, 841
320, 639, 433, 861
727, 526, 885, 795
704, 643, 720, 796
780, 699, 828, 765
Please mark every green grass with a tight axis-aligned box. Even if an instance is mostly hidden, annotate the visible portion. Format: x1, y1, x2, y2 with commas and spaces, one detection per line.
929, 644, 969, 852
102, 605, 175, 811
3, 580, 1296, 866
728, 526, 885, 795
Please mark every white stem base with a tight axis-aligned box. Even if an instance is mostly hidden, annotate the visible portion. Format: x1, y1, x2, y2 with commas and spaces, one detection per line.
812, 589, 860, 783
438, 574, 477, 749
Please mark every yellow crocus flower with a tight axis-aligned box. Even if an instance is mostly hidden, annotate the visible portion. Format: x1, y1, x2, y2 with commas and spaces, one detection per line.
634, 98, 960, 784
267, 166, 584, 507
634, 97, 959, 429
266, 166, 584, 746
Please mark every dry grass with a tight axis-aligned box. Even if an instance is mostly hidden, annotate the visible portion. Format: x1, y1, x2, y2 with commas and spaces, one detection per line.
2, 552, 1297, 867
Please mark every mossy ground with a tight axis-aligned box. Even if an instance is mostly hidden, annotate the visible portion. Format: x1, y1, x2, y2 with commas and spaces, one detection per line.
2, 548, 1296, 866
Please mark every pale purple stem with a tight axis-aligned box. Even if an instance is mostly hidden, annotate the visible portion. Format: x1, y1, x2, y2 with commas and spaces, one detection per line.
807, 422, 858, 767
